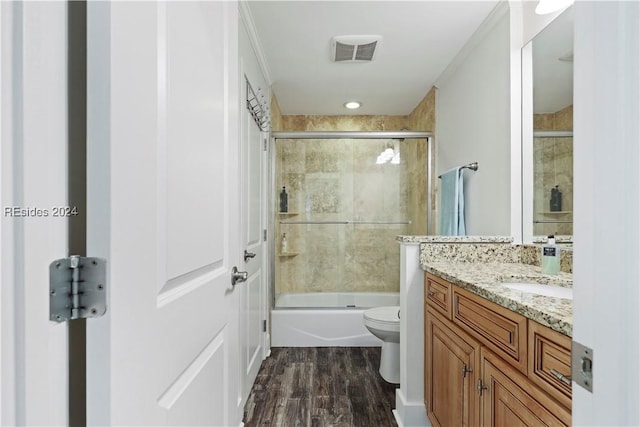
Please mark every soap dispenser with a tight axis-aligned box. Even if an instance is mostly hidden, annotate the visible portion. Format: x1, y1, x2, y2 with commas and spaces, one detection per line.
279, 186, 288, 213
541, 235, 561, 274
550, 185, 562, 212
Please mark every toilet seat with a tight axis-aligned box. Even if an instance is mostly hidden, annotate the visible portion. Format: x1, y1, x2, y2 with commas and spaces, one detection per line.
363, 306, 400, 332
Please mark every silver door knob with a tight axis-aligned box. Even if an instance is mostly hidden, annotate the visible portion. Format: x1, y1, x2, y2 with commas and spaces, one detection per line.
244, 250, 256, 263
231, 266, 248, 286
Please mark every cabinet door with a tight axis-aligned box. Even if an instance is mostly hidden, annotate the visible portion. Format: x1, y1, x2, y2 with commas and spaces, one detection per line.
425, 310, 481, 427
481, 349, 570, 427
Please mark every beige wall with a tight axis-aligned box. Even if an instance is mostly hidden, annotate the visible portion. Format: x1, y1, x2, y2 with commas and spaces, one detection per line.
281, 115, 408, 132
534, 104, 573, 130
406, 87, 436, 235
533, 105, 573, 235
270, 94, 284, 132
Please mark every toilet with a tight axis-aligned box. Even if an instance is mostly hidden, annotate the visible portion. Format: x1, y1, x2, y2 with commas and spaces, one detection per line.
363, 306, 400, 384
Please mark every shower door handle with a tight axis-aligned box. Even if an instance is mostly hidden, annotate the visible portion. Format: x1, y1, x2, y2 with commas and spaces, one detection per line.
231, 266, 248, 286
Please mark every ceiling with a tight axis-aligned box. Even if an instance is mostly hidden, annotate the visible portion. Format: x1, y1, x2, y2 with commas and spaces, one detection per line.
247, 1, 500, 116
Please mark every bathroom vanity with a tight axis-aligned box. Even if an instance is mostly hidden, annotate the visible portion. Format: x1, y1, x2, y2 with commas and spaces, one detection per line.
423, 261, 572, 426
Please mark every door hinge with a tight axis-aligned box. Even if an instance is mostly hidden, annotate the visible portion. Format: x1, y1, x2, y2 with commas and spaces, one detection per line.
263, 229, 267, 241
263, 319, 267, 332
49, 255, 107, 323
263, 137, 268, 151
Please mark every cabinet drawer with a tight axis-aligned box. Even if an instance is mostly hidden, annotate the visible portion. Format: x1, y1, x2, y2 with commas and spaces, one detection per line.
425, 273, 452, 319
453, 287, 528, 374
528, 320, 572, 409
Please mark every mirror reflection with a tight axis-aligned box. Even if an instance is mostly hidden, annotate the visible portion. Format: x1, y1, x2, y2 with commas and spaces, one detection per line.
531, 7, 574, 237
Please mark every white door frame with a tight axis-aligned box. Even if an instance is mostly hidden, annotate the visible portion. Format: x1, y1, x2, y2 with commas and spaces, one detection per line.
238, 1, 272, 361
1, 2, 69, 425
261, 130, 271, 358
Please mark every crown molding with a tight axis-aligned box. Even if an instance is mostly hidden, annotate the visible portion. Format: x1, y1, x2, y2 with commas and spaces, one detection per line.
239, 1, 272, 86
434, 0, 509, 88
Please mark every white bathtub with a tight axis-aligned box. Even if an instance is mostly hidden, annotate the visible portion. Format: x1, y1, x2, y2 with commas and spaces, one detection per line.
271, 292, 400, 347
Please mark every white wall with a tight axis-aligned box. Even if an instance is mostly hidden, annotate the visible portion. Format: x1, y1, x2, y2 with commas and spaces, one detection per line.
572, 1, 640, 425
436, 9, 511, 235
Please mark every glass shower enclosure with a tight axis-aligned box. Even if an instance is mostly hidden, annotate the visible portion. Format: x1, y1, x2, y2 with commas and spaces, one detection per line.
270, 131, 432, 309
533, 131, 573, 236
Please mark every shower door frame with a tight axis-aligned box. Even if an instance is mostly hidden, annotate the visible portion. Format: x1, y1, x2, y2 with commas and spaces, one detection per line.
268, 131, 433, 310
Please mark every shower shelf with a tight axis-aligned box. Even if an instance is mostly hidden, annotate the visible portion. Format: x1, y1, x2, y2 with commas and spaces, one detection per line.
278, 212, 299, 216
278, 252, 299, 257
538, 211, 573, 215
279, 220, 411, 225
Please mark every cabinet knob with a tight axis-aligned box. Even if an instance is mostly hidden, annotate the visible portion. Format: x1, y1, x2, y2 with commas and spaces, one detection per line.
477, 379, 489, 396
461, 364, 473, 378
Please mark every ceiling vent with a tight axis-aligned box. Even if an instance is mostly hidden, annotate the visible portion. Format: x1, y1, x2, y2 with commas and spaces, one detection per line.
330, 35, 382, 62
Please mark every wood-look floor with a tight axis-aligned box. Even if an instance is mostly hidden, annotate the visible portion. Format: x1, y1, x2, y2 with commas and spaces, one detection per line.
243, 347, 399, 427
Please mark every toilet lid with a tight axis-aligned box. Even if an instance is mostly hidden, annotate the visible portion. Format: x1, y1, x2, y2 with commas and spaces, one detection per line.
363, 306, 400, 324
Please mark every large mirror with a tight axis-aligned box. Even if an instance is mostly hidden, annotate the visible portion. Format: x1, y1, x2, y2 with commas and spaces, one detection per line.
526, 7, 574, 240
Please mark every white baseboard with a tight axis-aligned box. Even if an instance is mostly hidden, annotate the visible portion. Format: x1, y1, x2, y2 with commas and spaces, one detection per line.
394, 389, 430, 427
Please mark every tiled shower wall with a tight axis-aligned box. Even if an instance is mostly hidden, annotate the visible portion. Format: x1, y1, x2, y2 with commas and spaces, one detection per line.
270, 92, 435, 297
275, 137, 407, 294
533, 105, 573, 236
407, 88, 437, 235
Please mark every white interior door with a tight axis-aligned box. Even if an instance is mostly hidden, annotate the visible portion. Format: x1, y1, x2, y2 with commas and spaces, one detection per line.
239, 78, 267, 405
0, 2, 68, 425
86, 2, 242, 425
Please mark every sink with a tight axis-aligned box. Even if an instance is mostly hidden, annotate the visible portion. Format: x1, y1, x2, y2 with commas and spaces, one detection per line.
502, 282, 573, 300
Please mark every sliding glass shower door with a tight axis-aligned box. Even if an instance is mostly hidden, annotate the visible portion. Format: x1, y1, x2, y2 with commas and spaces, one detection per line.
272, 135, 428, 309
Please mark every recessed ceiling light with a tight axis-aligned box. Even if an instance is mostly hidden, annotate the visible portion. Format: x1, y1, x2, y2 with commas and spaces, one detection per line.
344, 101, 361, 110
535, 0, 574, 15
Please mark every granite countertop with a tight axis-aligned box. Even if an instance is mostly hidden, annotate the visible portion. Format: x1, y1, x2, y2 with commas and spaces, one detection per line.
422, 261, 573, 337
396, 235, 514, 243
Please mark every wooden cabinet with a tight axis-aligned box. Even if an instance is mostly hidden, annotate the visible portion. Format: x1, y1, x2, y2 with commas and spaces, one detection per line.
453, 286, 528, 374
481, 349, 570, 426
425, 309, 480, 427
424, 273, 572, 427
528, 320, 572, 409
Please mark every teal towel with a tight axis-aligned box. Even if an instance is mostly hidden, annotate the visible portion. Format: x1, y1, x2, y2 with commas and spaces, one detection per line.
439, 168, 466, 235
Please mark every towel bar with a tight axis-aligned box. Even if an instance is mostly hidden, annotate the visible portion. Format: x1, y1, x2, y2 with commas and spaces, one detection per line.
438, 162, 478, 178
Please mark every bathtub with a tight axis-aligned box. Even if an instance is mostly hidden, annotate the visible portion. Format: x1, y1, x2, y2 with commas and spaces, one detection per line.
271, 292, 400, 347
